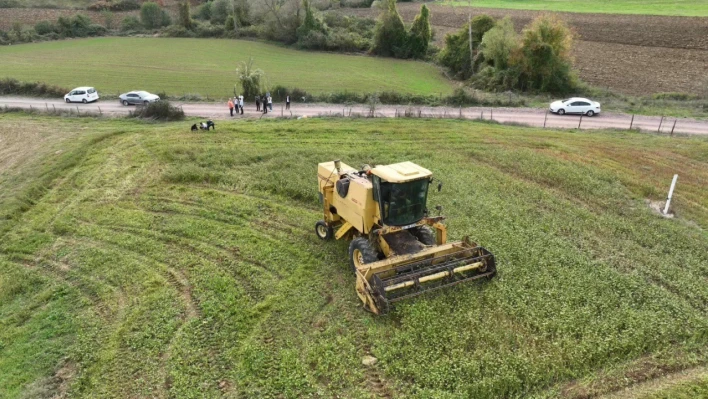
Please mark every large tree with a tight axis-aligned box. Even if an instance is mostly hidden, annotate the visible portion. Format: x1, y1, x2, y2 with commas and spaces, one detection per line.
370, 0, 408, 58
407, 4, 431, 59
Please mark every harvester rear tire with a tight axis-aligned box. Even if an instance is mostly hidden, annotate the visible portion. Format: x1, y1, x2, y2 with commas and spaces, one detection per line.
315, 221, 333, 240
411, 225, 436, 246
348, 237, 377, 274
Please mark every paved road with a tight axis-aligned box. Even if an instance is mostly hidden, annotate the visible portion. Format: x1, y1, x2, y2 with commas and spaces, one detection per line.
1, 97, 706, 135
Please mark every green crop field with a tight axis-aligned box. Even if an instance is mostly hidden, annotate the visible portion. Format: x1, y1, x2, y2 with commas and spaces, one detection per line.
0, 37, 454, 98
1, 113, 707, 398
440, 0, 708, 16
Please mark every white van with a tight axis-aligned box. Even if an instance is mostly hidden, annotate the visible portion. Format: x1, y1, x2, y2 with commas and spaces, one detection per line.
64, 87, 99, 103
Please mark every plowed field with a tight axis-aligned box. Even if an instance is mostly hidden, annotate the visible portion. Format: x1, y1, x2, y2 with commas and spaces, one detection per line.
343, 4, 708, 96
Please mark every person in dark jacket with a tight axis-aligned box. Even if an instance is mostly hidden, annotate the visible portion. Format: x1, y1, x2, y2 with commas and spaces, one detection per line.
255, 95, 260, 111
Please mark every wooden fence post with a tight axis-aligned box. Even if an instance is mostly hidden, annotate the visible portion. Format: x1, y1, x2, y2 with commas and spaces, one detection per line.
578, 114, 583, 129
670, 119, 677, 136
658, 116, 664, 133
543, 110, 548, 128
629, 114, 635, 130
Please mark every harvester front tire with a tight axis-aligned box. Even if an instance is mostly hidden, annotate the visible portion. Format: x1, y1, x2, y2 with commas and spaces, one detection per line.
315, 221, 333, 240
348, 238, 377, 274
411, 225, 436, 246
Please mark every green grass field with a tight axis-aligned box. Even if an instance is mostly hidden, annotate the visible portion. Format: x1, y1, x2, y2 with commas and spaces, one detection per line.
0, 37, 454, 98
1, 113, 707, 398
440, 0, 708, 16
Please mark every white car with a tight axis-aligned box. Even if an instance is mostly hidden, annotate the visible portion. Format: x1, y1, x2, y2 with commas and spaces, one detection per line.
64, 87, 99, 104
550, 97, 601, 116
119, 91, 160, 106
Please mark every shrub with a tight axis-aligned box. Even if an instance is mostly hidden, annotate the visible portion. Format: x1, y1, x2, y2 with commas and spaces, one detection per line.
112, 0, 141, 11
140, 2, 170, 30
161, 24, 190, 37
234, 0, 250, 26
371, 0, 408, 57
121, 16, 143, 32
34, 21, 57, 36
129, 100, 185, 121
0, 78, 67, 97
178, 1, 193, 29
71, 14, 92, 36
87, 0, 111, 11
88, 0, 140, 11
193, 21, 224, 37
55, 14, 93, 38
407, 4, 431, 59
297, 30, 328, 49
102, 10, 115, 30
161, 24, 194, 37
297, 0, 327, 41
438, 14, 495, 79
87, 24, 107, 36
340, 0, 373, 7
225, 15, 235, 31
651, 92, 700, 101
210, 0, 232, 25
236, 57, 265, 100
196, 1, 212, 20
0, 0, 20, 7
327, 28, 370, 51
480, 17, 517, 70
514, 15, 578, 93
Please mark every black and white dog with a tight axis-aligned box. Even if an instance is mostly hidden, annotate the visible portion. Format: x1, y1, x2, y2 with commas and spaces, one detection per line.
192, 120, 215, 131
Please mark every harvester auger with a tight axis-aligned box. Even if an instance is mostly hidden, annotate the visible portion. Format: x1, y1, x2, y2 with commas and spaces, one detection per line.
316, 160, 496, 314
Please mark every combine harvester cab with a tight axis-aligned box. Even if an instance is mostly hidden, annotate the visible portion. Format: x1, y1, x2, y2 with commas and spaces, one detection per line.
316, 160, 496, 315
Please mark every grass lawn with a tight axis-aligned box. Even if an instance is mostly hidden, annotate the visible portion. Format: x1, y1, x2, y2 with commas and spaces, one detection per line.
1, 114, 707, 398
0, 37, 455, 98
440, 0, 708, 16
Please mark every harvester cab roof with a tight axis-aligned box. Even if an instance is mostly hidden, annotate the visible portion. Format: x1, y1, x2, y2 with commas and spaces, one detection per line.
370, 161, 432, 183
316, 160, 496, 315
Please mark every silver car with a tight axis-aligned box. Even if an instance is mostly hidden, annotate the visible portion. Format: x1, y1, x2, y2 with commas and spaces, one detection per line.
119, 91, 160, 106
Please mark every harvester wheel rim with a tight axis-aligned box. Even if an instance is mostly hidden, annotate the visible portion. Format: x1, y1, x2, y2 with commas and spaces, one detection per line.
353, 249, 364, 268
316, 224, 328, 238
315, 221, 333, 240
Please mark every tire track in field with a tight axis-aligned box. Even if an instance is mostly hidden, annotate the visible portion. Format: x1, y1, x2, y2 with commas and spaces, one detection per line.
75, 218, 274, 304
62, 232, 205, 399
340, 304, 394, 399
594, 365, 708, 399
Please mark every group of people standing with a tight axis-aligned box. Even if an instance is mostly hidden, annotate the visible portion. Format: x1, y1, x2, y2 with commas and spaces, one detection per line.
228, 95, 245, 117
229, 94, 291, 116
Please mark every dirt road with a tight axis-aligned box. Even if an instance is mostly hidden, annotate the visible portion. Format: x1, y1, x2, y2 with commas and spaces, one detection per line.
1, 97, 706, 135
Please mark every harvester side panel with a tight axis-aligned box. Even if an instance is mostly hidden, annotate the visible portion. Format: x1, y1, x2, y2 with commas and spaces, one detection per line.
331, 176, 376, 235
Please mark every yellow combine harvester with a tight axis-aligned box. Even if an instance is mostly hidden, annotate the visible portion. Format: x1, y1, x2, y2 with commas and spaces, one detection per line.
316, 160, 496, 314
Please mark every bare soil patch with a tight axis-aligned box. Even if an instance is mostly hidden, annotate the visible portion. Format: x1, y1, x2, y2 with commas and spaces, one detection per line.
0, 8, 138, 31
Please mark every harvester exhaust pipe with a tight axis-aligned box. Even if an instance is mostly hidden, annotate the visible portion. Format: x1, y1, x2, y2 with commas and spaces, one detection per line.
334, 159, 342, 173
